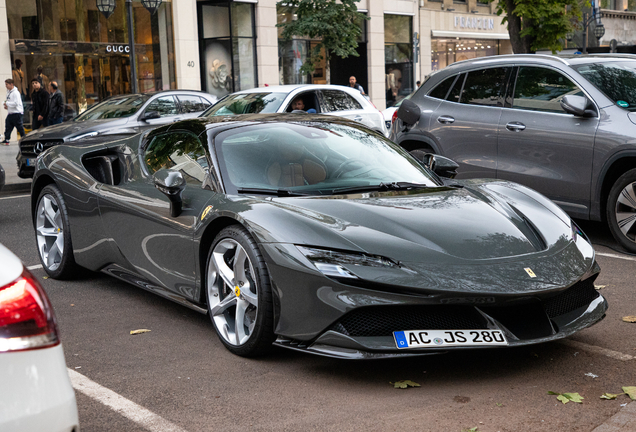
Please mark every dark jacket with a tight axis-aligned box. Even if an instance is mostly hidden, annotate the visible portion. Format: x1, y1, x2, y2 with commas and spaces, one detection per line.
49, 90, 64, 120
32, 88, 50, 120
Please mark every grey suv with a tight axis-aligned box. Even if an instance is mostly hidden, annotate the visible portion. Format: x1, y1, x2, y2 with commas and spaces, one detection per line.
392, 54, 636, 252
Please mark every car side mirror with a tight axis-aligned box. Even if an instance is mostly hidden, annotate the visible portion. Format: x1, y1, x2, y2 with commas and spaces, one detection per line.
419, 153, 459, 179
153, 168, 186, 217
397, 99, 421, 126
560, 95, 596, 117
142, 111, 161, 121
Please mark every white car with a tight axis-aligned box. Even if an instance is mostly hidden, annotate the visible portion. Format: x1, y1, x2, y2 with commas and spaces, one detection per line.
203, 85, 388, 136
0, 243, 79, 432
381, 95, 412, 133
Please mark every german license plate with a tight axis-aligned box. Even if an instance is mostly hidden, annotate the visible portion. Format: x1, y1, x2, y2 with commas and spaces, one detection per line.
394, 329, 508, 349
25, 158, 35, 167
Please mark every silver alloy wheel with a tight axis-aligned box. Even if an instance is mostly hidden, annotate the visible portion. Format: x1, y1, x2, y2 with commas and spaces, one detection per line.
615, 181, 636, 244
207, 239, 258, 346
36, 194, 65, 271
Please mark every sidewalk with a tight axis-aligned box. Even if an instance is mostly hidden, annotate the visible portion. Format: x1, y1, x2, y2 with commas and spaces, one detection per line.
0, 139, 31, 194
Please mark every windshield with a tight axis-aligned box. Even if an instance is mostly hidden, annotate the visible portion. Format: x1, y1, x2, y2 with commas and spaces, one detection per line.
214, 121, 439, 195
75, 95, 149, 121
573, 61, 636, 111
202, 93, 286, 116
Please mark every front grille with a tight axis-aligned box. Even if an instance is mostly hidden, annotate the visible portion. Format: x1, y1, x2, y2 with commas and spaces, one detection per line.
331, 305, 488, 337
20, 140, 63, 157
543, 279, 599, 318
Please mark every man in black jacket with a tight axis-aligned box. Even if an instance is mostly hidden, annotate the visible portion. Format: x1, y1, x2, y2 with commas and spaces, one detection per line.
48, 81, 64, 125
31, 77, 49, 130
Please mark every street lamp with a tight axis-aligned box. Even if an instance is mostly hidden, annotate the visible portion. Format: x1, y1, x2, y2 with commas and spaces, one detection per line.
96, 0, 162, 93
581, 12, 604, 54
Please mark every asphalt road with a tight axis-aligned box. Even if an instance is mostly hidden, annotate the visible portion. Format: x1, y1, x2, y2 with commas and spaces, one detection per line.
1, 190, 635, 432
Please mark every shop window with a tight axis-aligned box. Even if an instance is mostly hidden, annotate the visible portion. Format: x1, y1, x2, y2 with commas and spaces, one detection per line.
385, 14, 413, 107
512, 67, 582, 114
431, 38, 500, 72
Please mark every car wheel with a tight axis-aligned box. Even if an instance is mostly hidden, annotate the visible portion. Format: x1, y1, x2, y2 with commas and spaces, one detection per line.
205, 225, 275, 357
35, 184, 79, 279
607, 168, 636, 253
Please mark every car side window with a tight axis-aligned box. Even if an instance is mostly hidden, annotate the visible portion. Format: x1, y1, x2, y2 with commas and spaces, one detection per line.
144, 131, 208, 185
429, 75, 457, 100
177, 95, 209, 113
446, 73, 465, 103
512, 67, 583, 114
460, 68, 509, 107
320, 90, 363, 112
145, 96, 179, 117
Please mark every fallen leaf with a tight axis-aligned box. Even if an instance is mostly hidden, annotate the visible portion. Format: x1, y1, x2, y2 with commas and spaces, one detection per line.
549, 391, 584, 404
622, 316, 636, 323
594, 284, 606, 290
392, 380, 420, 389
600, 393, 621, 400
130, 329, 151, 335
623, 387, 636, 400
556, 395, 570, 404
43, 276, 49, 279
495, 402, 503, 407
461, 428, 478, 432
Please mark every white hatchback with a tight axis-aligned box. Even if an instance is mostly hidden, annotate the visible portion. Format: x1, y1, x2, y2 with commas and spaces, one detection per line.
0, 243, 79, 432
203, 85, 388, 136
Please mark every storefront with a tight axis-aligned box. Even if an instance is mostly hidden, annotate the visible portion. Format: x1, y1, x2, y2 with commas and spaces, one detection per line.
197, 0, 258, 99
385, 13, 414, 107
7, 0, 176, 128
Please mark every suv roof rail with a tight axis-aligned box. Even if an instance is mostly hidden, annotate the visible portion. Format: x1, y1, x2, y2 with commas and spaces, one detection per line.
450, 53, 569, 67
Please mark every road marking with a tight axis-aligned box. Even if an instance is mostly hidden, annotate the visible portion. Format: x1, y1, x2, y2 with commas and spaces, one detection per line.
596, 251, 636, 262
27, 264, 43, 270
559, 339, 634, 362
67, 369, 189, 432
0, 194, 29, 200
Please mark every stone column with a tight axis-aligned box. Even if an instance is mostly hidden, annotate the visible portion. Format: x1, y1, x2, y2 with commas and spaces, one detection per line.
172, 0, 201, 91
255, 0, 279, 86
0, 0, 12, 140
367, 0, 385, 110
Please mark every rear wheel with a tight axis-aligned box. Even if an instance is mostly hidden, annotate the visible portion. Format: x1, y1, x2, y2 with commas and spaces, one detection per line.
205, 225, 275, 357
35, 184, 79, 279
607, 168, 636, 253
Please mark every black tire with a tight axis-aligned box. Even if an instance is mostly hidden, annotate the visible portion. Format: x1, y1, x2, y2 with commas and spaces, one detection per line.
205, 225, 275, 357
606, 168, 636, 253
34, 184, 79, 279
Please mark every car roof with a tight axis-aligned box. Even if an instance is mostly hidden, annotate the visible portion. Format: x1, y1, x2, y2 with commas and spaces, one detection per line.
445, 53, 636, 71
106, 89, 216, 101
232, 84, 365, 96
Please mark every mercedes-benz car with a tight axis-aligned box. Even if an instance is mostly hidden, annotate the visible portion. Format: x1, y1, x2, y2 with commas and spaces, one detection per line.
30, 114, 606, 359
17, 89, 217, 178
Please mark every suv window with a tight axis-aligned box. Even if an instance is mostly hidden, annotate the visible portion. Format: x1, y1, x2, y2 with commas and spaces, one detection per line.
429, 75, 457, 100
177, 95, 209, 113
144, 131, 208, 184
460, 68, 509, 107
321, 90, 363, 112
446, 73, 465, 103
145, 96, 179, 117
512, 67, 582, 113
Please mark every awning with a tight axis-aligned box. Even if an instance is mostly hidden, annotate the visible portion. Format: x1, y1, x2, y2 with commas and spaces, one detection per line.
431, 30, 510, 40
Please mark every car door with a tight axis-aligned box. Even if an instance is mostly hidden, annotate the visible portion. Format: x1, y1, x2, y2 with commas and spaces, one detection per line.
428, 67, 512, 179
98, 128, 215, 299
496, 66, 599, 217
319, 89, 374, 128
176, 94, 212, 119
139, 95, 183, 126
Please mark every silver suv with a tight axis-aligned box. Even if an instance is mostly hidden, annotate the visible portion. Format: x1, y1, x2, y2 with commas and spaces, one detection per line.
392, 54, 636, 252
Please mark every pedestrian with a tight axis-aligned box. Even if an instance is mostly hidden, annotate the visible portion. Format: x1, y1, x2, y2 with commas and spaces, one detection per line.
416, 80, 421, 88
36, 65, 50, 91
31, 77, 50, 130
12, 59, 27, 99
3, 79, 25, 145
348, 76, 365, 95
48, 81, 64, 125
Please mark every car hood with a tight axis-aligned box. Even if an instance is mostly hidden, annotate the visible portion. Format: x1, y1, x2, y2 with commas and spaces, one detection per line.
23, 118, 134, 141
237, 180, 594, 293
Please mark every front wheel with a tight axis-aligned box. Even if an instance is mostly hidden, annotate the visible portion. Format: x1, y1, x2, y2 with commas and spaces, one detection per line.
607, 168, 636, 253
205, 225, 275, 357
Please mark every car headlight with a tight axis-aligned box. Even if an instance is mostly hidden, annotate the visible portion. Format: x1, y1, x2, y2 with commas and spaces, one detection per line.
297, 246, 399, 279
68, 131, 99, 141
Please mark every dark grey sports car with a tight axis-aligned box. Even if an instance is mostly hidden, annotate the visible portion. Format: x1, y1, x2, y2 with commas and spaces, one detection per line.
30, 114, 607, 359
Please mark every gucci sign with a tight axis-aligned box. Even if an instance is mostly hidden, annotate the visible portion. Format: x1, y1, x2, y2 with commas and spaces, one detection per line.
106, 45, 131, 53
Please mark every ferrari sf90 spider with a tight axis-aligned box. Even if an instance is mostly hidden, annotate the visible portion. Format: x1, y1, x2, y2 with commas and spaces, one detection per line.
31, 114, 606, 358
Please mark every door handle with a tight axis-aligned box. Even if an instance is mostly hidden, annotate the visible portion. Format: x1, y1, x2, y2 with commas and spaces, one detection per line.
505, 122, 526, 132
353, 116, 363, 122
173, 117, 183, 122
437, 115, 455, 124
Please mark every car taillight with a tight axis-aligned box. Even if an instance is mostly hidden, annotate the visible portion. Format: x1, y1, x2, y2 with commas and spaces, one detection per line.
391, 110, 398, 125
0, 269, 59, 352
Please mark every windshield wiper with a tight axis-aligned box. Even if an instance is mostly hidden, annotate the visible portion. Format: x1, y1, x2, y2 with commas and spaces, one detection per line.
236, 187, 310, 197
328, 182, 432, 195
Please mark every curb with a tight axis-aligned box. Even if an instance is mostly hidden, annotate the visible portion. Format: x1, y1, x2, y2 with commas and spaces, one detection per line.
0, 182, 31, 195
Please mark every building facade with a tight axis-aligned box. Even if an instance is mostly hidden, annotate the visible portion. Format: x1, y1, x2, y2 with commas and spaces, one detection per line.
1, 0, 513, 140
